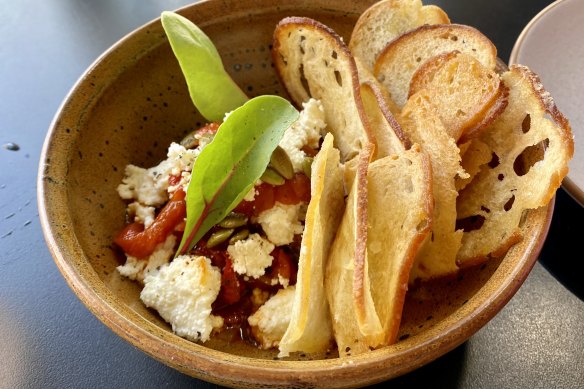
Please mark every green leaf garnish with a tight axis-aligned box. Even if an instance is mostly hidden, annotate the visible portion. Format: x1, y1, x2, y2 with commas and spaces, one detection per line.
176, 95, 299, 255
161, 11, 249, 122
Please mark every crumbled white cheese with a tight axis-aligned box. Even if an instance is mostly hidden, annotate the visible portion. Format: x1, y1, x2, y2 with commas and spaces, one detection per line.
279, 98, 326, 172
227, 233, 275, 278
248, 286, 296, 349
195, 129, 215, 149
243, 185, 257, 202
255, 202, 305, 246
250, 288, 270, 309
117, 234, 176, 283
140, 255, 223, 342
167, 142, 199, 175
117, 163, 171, 206
127, 201, 156, 228
166, 142, 200, 195
167, 170, 192, 195
117, 143, 199, 205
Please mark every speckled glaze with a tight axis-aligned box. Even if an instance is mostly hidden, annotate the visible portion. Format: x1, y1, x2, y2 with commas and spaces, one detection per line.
38, 0, 554, 387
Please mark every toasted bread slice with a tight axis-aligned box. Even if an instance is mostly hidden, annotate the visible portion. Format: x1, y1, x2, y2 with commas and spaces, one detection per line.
340, 59, 409, 193
360, 79, 410, 158
349, 0, 450, 70
374, 24, 497, 108
456, 139, 491, 191
272, 17, 373, 162
343, 74, 410, 196
399, 92, 465, 282
279, 133, 344, 357
409, 51, 507, 142
326, 145, 375, 356
355, 57, 401, 116
326, 144, 432, 356
456, 65, 573, 266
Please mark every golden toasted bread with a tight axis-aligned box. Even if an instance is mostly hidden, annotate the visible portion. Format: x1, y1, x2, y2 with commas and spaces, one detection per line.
360, 79, 410, 158
409, 51, 508, 142
349, 0, 449, 70
399, 92, 465, 282
326, 144, 433, 356
456, 65, 573, 266
355, 57, 401, 116
279, 133, 344, 357
272, 17, 373, 162
456, 139, 491, 191
374, 24, 497, 108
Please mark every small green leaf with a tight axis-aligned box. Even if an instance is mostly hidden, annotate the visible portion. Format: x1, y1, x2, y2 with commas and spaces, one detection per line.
177, 95, 299, 255
161, 11, 248, 122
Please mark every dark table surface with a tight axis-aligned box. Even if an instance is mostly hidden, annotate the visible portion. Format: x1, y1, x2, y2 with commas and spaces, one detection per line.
1, 0, 583, 388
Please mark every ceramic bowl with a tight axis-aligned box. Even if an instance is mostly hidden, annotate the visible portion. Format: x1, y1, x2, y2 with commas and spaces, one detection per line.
38, 0, 553, 387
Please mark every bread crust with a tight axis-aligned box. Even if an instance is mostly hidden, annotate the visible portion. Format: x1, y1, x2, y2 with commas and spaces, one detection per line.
272, 17, 374, 162
408, 50, 506, 142
458, 82, 509, 144
349, 0, 450, 70
456, 65, 573, 265
360, 80, 412, 157
374, 23, 497, 108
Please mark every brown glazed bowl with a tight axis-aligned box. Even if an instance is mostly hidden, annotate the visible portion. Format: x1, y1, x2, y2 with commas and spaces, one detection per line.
38, 0, 553, 387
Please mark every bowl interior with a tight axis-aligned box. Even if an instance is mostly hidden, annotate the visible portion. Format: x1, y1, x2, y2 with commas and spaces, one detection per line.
39, 0, 552, 386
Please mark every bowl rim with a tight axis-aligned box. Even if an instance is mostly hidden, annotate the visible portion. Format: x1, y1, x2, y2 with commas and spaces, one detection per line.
37, 0, 555, 386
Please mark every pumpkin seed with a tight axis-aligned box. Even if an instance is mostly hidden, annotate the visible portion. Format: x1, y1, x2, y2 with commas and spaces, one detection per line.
228, 229, 250, 245
260, 167, 285, 186
270, 145, 294, 179
302, 157, 314, 179
179, 130, 199, 149
206, 228, 234, 248
218, 212, 248, 229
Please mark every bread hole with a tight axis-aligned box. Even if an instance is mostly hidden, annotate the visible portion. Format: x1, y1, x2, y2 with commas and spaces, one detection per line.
481, 205, 490, 213
299, 35, 306, 54
332, 50, 338, 59
334, 70, 343, 87
521, 114, 531, 133
416, 56, 422, 63
503, 194, 515, 211
456, 109, 466, 117
450, 35, 458, 42
488, 152, 500, 168
299, 64, 311, 96
430, 232, 435, 242
513, 138, 548, 176
497, 173, 504, 181
456, 214, 485, 232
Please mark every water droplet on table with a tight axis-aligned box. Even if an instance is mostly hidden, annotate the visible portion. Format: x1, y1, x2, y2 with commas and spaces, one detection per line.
2, 142, 20, 151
